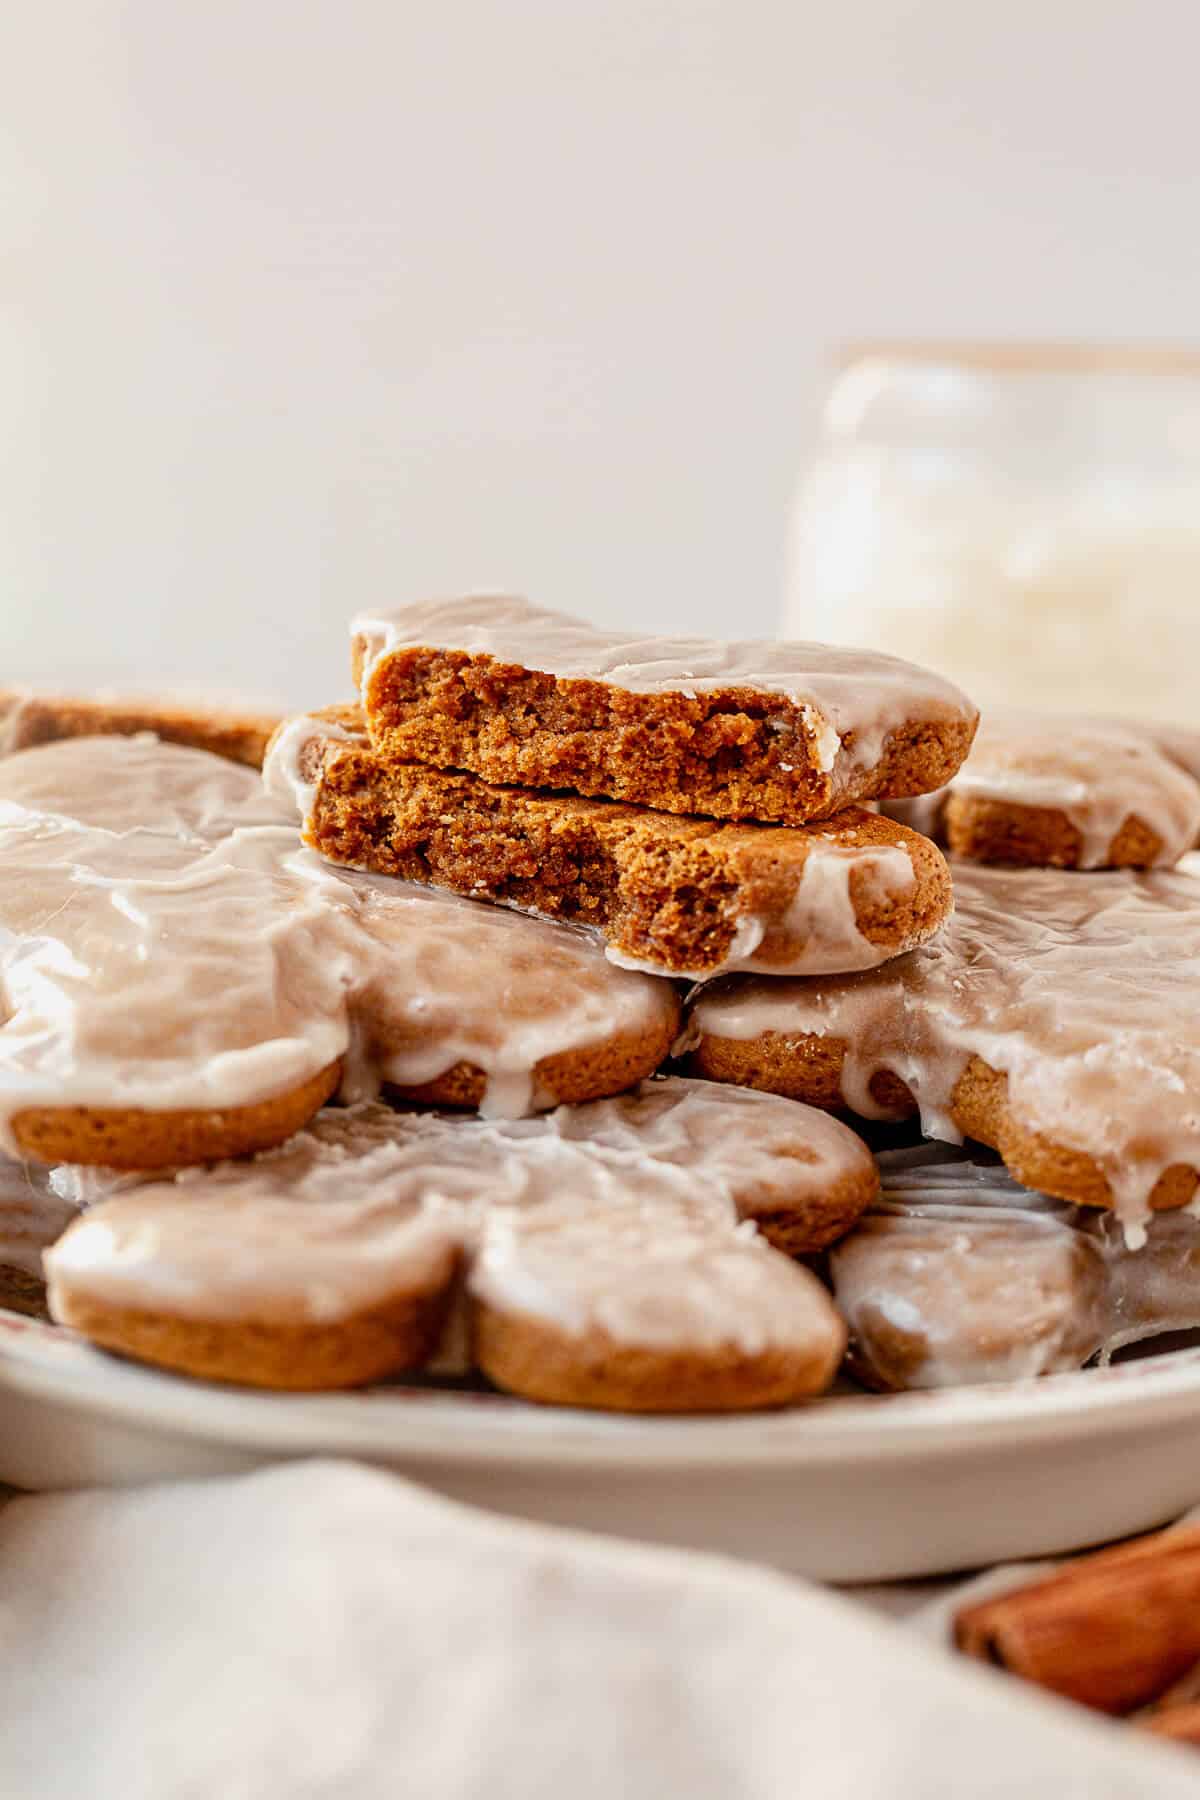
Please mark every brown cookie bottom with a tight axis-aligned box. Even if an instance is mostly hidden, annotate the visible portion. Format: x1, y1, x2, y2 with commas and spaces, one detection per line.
732, 1159, 879, 1258
53, 1279, 456, 1390
0, 690, 281, 769
386, 1012, 681, 1114
471, 1291, 845, 1413
11, 1060, 343, 1169
688, 1036, 1198, 1214
944, 794, 1167, 870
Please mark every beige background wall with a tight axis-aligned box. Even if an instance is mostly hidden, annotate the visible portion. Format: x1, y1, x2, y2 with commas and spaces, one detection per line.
2, 0, 1197, 703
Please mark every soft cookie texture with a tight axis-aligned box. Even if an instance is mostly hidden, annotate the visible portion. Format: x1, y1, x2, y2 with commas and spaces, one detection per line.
350, 594, 978, 826
0, 688, 281, 769
687, 861, 1200, 1232
266, 708, 954, 980
46, 1081, 874, 1410
886, 709, 1200, 869
0, 736, 678, 1166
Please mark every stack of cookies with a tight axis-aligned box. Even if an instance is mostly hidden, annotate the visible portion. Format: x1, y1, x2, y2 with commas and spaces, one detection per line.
7, 597, 1200, 1412
0, 603, 975, 1413
689, 703, 1200, 1391
267, 593, 970, 985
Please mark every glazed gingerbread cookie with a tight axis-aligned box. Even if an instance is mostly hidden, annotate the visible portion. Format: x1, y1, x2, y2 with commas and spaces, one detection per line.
828, 1148, 1110, 1391
266, 707, 953, 980
0, 734, 348, 1167
0, 688, 282, 769
687, 861, 1200, 1233
887, 710, 1200, 869
45, 1079, 876, 1410
0, 735, 678, 1167
324, 861, 680, 1115
830, 1145, 1200, 1391
350, 594, 978, 827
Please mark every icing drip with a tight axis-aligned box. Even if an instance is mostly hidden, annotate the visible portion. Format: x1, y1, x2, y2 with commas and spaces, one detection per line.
262, 711, 355, 819
601, 914, 767, 982
0, 737, 676, 1144
771, 840, 916, 976
603, 832, 921, 980
302, 857, 677, 1118
351, 594, 977, 780
46, 1081, 863, 1355
885, 709, 1200, 866
951, 710, 1200, 865
691, 861, 1200, 1228
831, 1146, 1200, 1388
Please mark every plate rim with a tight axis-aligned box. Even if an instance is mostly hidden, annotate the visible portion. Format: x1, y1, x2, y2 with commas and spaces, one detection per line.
5, 1306, 1200, 1473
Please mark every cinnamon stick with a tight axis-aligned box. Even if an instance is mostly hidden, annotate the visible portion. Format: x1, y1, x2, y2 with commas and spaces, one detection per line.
1142, 1702, 1200, 1748
954, 1525, 1200, 1715
1141, 1656, 1200, 1716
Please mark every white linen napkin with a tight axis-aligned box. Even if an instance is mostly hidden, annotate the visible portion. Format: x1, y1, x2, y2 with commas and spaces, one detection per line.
0, 1460, 1193, 1799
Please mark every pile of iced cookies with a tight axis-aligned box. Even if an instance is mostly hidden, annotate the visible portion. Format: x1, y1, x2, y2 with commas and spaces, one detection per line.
5, 596, 1200, 1411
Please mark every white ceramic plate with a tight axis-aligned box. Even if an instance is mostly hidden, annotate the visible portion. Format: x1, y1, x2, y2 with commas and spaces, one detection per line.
3, 1305, 1200, 1581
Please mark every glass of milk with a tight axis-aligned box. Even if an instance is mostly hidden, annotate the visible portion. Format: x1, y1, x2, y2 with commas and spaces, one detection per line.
786, 345, 1200, 719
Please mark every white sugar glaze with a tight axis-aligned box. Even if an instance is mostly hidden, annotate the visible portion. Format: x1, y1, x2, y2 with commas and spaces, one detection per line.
46, 1080, 863, 1355
0, 742, 352, 1139
831, 1146, 1200, 1389
315, 859, 677, 1116
611, 831, 922, 981
692, 861, 1200, 1229
950, 710, 1200, 865
266, 712, 928, 982
832, 1207, 1110, 1388
351, 594, 977, 780
769, 839, 916, 977
831, 1149, 1109, 1388
886, 709, 1200, 866
46, 1108, 462, 1326
262, 711, 355, 819
1137, 720, 1200, 787
0, 737, 676, 1150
